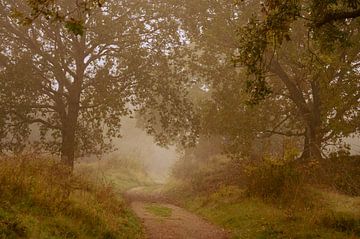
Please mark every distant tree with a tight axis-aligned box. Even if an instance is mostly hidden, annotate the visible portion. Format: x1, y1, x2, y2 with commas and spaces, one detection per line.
0, 0, 199, 169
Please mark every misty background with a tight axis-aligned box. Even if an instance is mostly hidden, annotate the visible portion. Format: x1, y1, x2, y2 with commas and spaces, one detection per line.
106, 118, 178, 183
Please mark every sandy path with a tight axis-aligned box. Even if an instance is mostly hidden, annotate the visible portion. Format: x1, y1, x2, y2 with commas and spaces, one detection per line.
125, 187, 229, 239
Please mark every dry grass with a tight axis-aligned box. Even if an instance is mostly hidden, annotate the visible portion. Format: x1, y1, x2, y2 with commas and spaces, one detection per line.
0, 154, 143, 239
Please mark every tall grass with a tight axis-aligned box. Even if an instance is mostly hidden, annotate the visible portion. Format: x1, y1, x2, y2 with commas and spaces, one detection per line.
0, 154, 143, 239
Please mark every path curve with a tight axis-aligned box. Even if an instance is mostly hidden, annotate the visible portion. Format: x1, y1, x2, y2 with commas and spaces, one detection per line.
125, 187, 229, 239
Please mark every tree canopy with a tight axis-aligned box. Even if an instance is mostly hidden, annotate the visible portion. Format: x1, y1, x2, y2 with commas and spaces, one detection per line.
170, 0, 360, 159
0, 0, 359, 163
0, 0, 199, 167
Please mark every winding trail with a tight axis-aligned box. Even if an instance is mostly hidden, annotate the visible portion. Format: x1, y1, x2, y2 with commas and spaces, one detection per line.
125, 187, 229, 239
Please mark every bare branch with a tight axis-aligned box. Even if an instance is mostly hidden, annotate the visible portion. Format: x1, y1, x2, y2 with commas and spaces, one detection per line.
262, 130, 305, 137
315, 9, 360, 27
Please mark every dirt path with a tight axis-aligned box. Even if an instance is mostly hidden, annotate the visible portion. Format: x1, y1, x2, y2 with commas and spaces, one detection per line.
125, 187, 229, 239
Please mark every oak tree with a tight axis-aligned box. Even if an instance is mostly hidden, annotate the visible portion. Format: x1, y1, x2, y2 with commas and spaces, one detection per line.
234, 0, 360, 158
0, 0, 198, 168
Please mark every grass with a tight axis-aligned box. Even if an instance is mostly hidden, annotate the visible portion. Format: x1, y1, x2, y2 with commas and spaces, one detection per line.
144, 203, 172, 218
166, 154, 360, 238
77, 156, 154, 192
166, 183, 360, 239
0, 155, 145, 239
0, 202, 143, 239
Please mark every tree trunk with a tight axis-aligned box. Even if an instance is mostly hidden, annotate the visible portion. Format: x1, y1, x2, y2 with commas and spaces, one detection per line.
270, 60, 323, 160
59, 35, 85, 171
60, 84, 82, 170
61, 126, 76, 170
60, 106, 78, 170
301, 80, 323, 160
60, 94, 81, 171
301, 123, 322, 159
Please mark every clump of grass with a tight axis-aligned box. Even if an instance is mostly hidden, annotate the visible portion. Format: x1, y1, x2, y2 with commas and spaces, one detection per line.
145, 204, 172, 218
0, 154, 144, 239
320, 211, 360, 236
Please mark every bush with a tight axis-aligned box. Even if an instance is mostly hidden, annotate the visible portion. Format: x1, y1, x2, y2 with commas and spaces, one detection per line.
171, 151, 360, 205
318, 156, 360, 196
244, 157, 305, 204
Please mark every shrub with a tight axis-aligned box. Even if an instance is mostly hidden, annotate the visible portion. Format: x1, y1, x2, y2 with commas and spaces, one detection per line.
171, 151, 360, 205
244, 157, 305, 204
319, 156, 360, 196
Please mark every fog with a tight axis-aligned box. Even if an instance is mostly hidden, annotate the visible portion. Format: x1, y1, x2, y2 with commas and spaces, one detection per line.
25, 116, 179, 182
107, 118, 178, 183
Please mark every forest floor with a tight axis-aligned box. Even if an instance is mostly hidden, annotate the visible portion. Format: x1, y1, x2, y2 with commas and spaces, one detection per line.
124, 186, 229, 239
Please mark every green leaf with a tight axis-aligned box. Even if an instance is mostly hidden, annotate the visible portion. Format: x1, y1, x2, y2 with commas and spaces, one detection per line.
64, 20, 84, 36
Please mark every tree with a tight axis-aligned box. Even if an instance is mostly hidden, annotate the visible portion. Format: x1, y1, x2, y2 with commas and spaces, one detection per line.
159, 1, 299, 157
11, 0, 104, 35
159, 0, 360, 159
137, 1, 289, 158
233, 0, 360, 159
0, 0, 199, 169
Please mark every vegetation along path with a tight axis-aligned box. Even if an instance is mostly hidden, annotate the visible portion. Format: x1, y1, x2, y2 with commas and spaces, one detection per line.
125, 187, 229, 239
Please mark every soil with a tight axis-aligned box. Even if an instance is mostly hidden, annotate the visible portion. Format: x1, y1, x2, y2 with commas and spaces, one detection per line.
124, 187, 230, 239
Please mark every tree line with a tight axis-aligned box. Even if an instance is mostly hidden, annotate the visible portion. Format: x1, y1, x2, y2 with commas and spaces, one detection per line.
0, 0, 359, 170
